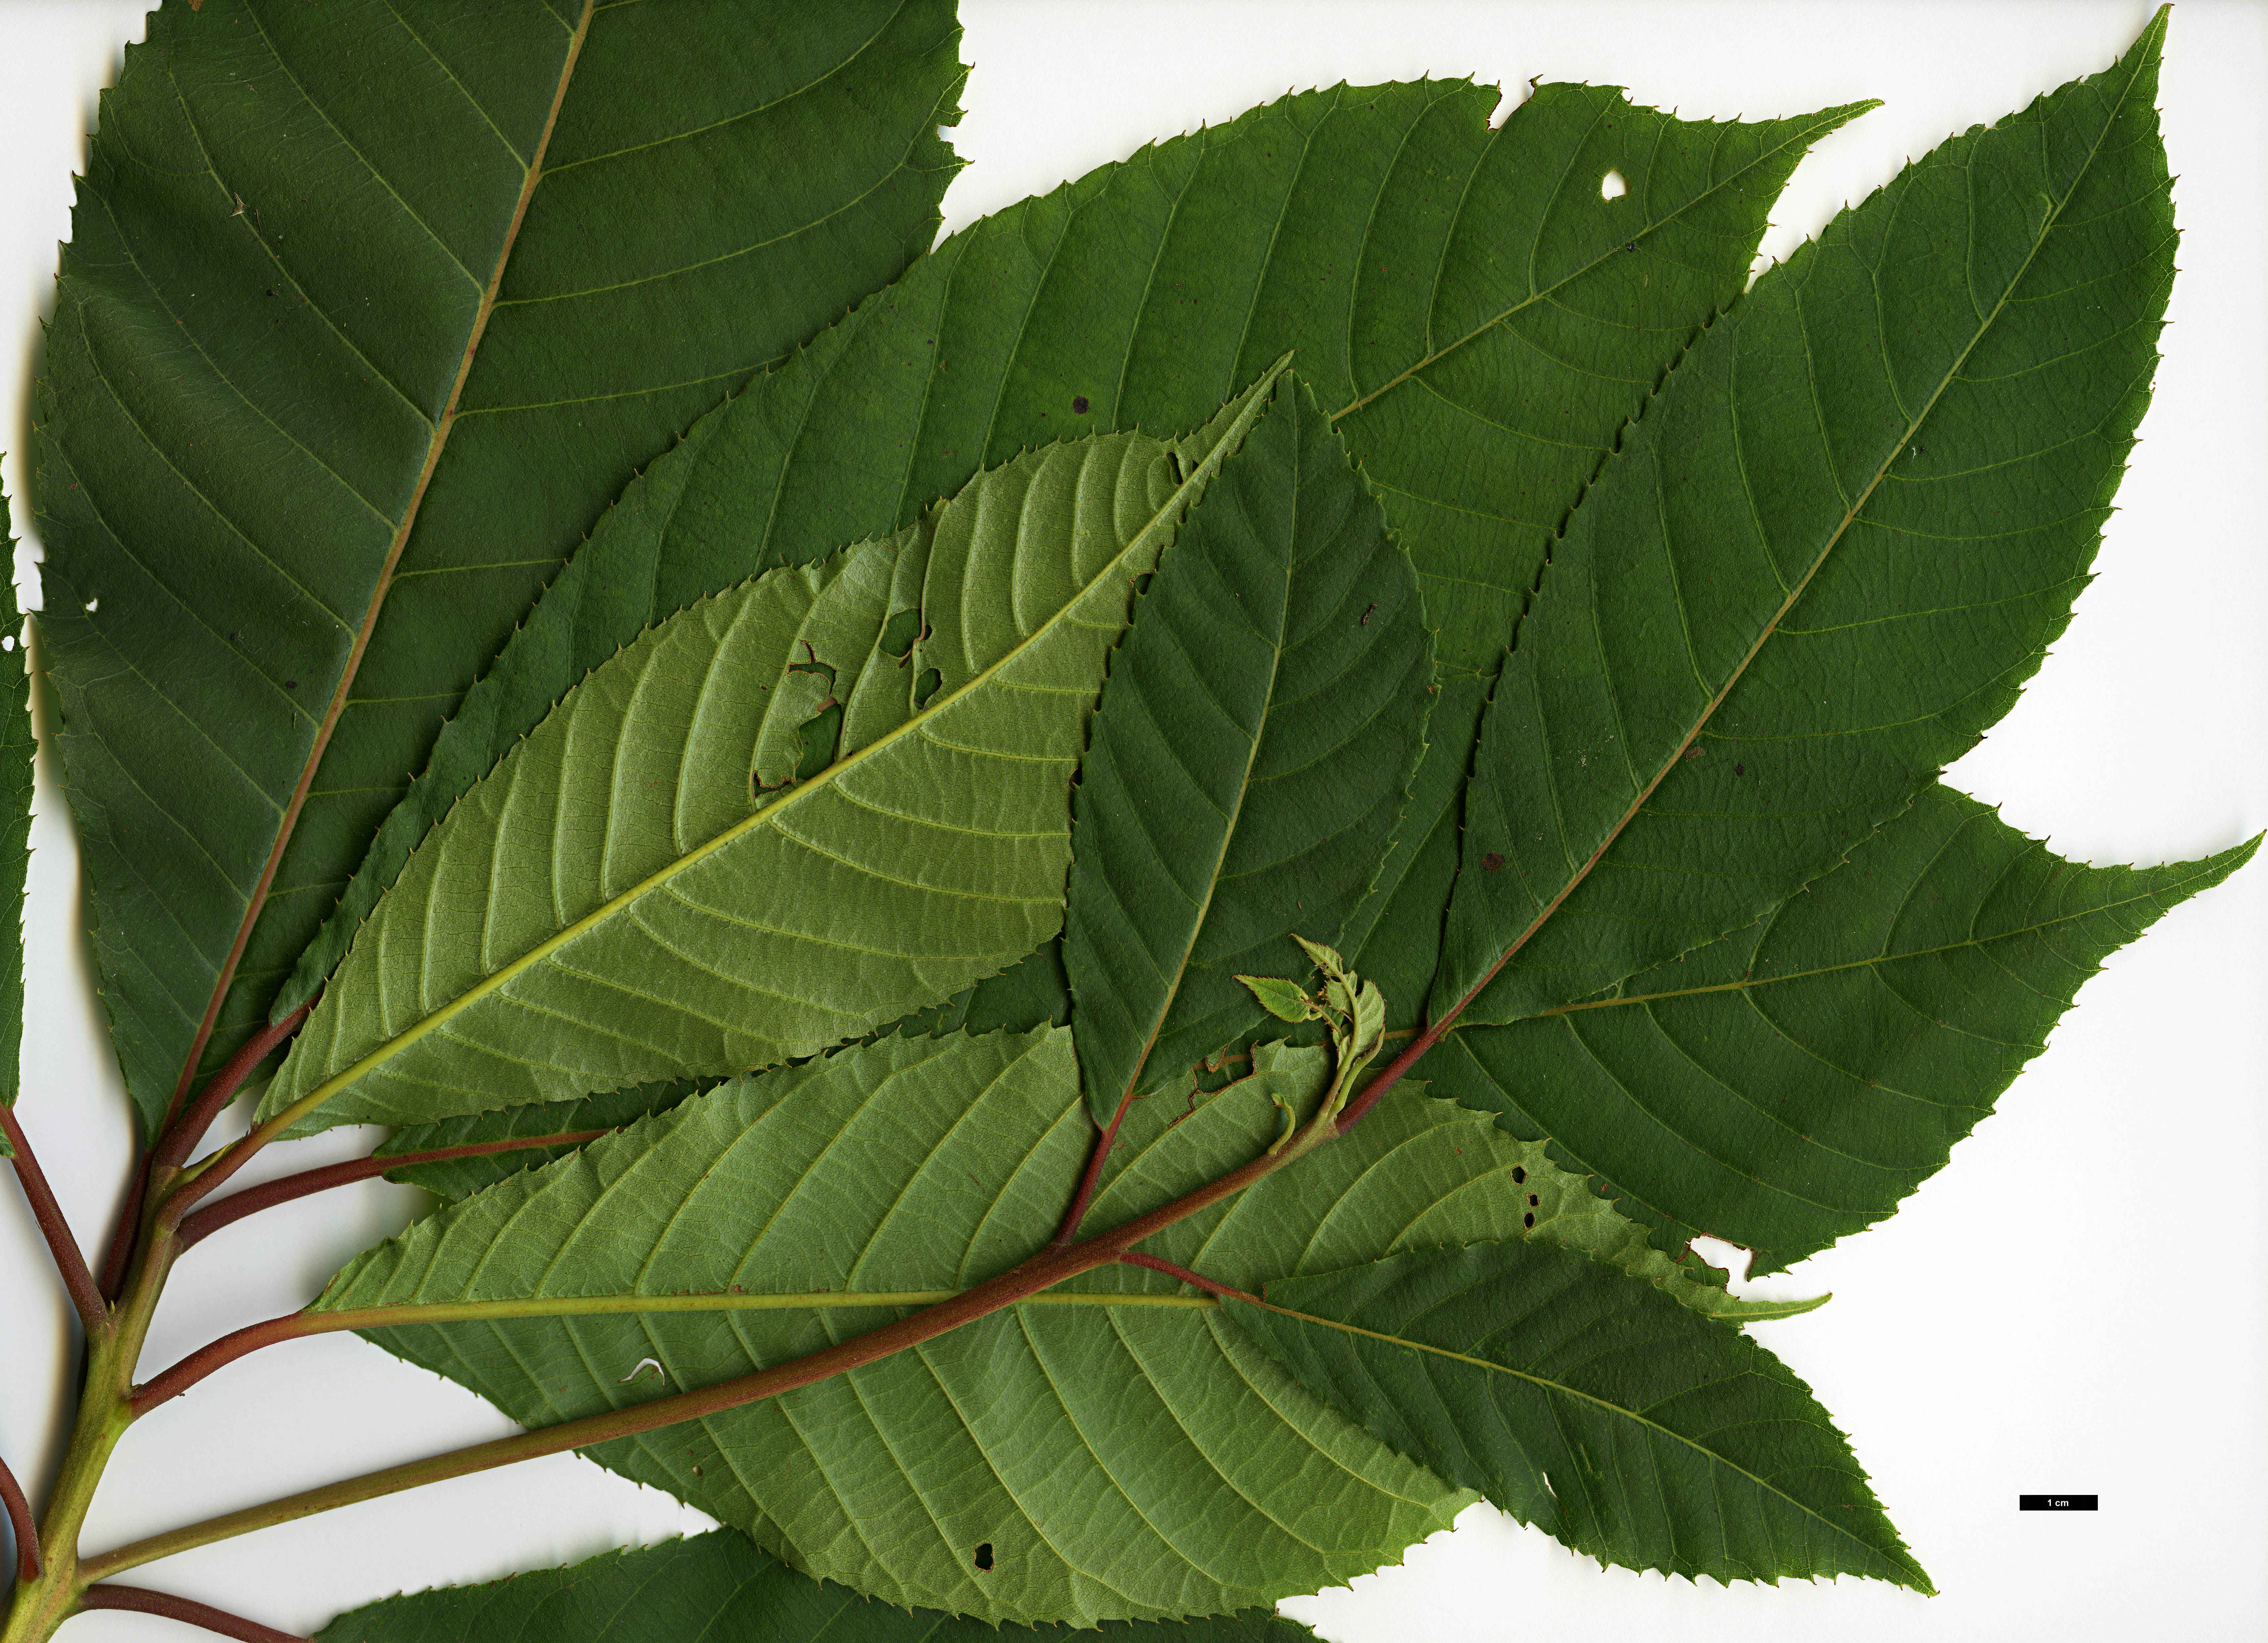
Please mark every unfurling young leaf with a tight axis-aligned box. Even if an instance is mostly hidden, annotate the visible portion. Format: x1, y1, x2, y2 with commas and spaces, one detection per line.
1236, 974, 1316, 1024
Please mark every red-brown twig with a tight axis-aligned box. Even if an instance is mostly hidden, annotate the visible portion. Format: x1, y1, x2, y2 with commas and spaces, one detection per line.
1, 1445, 39, 1581
79, 1584, 308, 1643
3, 1104, 106, 1334
1051, 1092, 1136, 1247
1115, 1250, 1259, 1304
174, 1130, 606, 1250
101, 1003, 317, 1300
152, 1003, 313, 1175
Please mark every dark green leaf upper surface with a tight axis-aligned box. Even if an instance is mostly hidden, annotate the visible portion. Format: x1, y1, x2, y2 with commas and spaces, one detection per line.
1065, 379, 1431, 1123
1226, 1241, 1929, 1589
1429, 785, 2257, 1273
37, 0, 966, 1135
0, 484, 29, 1109
285, 77, 1869, 1015
1431, 18, 2176, 1030
317, 1530, 1318, 1643
258, 380, 1286, 1136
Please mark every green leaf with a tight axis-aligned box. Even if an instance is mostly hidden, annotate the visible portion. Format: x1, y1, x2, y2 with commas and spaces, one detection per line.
257, 371, 1288, 1136
0, 482, 30, 1111
1224, 1241, 1928, 1589
1429, 784, 2259, 1274
316, 1027, 1470, 1625
1430, 18, 2176, 1031
315, 1023, 1792, 1623
316, 1529, 1319, 1643
1097, 1042, 1820, 1329
36, 0, 967, 1136
283, 77, 1870, 1019
1237, 975, 1313, 1024
1064, 379, 1431, 1123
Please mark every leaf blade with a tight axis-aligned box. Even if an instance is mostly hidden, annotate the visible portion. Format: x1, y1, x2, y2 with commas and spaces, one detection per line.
1225, 1241, 1928, 1589
1065, 379, 1432, 1122
258, 372, 1287, 1134
37, 0, 968, 1135
1431, 784, 2260, 1273
1429, 18, 2178, 1030
283, 78, 1869, 1016
316, 1530, 1320, 1643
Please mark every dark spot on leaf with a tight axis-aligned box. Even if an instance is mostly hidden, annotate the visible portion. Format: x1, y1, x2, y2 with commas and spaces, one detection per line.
1625, 241, 1637, 252
1511, 1167, 1526, 1185
284, 679, 297, 690
1527, 1193, 1540, 1207
973, 1543, 994, 1572
1481, 851, 1506, 872
913, 667, 943, 709
1523, 1212, 1535, 1229
1683, 744, 1705, 760
264, 288, 275, 297
1735, 762, 1746, 777
1071, 395, 1090, 414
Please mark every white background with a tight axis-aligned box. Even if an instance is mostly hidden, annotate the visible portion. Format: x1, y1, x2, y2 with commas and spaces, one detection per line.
1, 2, 2262, 1639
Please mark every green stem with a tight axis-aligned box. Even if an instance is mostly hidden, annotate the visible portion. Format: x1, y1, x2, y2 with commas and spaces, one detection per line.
0, 1203, 176, 1643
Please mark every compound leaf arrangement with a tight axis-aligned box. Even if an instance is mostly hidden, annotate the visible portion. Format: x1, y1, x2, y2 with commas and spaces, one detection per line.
0, 6, 2249, 1643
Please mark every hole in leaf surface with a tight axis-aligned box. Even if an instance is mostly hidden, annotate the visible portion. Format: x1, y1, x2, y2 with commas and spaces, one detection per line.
973, 1543, 994, 1572
914, 666, 942, 709
1510, 1166, 1526, 1184
880, 606, 922, 661
793, 702, 844, 783
1600, 168, 1627, 199
1522, 1212, 1535, 1229
1527, 1193, 1540, 1207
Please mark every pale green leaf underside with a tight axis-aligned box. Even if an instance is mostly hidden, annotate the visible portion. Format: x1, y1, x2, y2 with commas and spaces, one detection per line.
260, 367, 1288, 1135
318, 1024, 1801, 1623
1227, 1242, 1928, 1589
318, 1028, 1466, 1625
317, 1529, 1318, 1643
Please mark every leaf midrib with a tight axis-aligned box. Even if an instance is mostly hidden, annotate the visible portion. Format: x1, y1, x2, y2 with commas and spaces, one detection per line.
1437, 50, 2147, 1032
170, 0, 598, 1128
1525, 855, 2230, 1018
273, 363, 1290, 1133
1106, 483, 1297, 1120
1239, 1289, 1914, 1573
